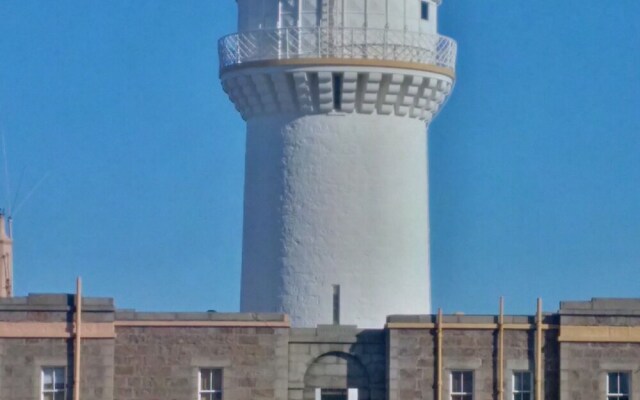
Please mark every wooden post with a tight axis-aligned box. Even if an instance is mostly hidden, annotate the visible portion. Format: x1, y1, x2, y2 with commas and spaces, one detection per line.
535, 298, 543, 400
437, 308, 443, 400
74, 277, 82, 400
498, 297, 504, 400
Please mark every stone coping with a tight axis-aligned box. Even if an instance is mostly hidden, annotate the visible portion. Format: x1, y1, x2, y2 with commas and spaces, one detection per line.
115, 311, 287, 322
7, 294, 640, 323
560, 298, 640, 315
0, 294, 114, 312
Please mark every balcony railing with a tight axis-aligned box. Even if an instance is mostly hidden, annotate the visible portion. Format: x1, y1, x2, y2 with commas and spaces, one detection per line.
219, 27, 457, 72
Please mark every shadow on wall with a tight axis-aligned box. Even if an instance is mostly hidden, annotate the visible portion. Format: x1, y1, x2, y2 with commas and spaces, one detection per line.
303, 351, 371, 400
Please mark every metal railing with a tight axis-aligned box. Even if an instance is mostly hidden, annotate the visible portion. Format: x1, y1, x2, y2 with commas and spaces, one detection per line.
219, 27, 457, 71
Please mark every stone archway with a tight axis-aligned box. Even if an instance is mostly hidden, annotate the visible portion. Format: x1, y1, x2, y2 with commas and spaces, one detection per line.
303, 351, 371, 400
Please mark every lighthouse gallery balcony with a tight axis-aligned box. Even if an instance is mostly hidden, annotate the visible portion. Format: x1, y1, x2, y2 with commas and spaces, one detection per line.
219, 27, 457, 75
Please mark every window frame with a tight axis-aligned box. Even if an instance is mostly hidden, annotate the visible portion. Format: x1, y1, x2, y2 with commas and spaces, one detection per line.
41, 367, 66, 400
607, 371, 631, 400
512, 371, 533, 400
198, 368, 223, 400
450, 370, 473, 400
314, 388, 358, 400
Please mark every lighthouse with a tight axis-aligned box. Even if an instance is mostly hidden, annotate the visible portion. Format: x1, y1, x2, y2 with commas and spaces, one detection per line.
219, 0, 456, 328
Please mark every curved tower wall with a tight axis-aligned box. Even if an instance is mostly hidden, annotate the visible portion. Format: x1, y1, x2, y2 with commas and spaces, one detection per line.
220, 0, 456, 328
237, 0, 439, 32
242, 111, 430, 327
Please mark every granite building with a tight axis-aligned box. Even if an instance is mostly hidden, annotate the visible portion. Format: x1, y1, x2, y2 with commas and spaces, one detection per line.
2, 1, 635, 399
1, 293, 639, 400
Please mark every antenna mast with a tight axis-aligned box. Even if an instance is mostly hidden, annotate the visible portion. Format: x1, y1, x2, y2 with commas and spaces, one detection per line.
0, 121, 51, 298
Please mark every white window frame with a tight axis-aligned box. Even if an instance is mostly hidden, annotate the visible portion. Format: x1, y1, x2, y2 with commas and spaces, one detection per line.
198, 368, 223, 400
512, 371, 533, 400
41, 367, 66, 400
607, 371, 631, 399
450, 370, 473, 400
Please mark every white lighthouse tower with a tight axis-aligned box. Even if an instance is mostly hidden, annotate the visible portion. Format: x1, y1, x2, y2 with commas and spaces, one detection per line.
219, 0, 456, 328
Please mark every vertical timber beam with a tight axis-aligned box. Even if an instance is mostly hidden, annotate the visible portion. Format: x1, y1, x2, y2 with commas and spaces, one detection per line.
535, 298, 543, 400
498, 297, 504, 400
437, 308, 443, 400
74, 277, 82, 400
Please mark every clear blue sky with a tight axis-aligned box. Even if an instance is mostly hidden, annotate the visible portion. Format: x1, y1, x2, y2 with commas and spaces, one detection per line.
0, 1, 638, 316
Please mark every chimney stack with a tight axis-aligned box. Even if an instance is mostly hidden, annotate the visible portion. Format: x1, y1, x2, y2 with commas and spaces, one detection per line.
0, 212, 13, 297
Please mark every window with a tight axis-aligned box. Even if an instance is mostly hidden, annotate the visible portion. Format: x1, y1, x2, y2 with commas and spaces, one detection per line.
607, 372, 630, 400
513, 371, 532, 400
332, 75, 343, 111
315, 388, 358, 400
41, 367, 65, 400
321, 389, 347, 400
451, 371, 473, 400
421, 1, 429, 20
199, 369, 223, 400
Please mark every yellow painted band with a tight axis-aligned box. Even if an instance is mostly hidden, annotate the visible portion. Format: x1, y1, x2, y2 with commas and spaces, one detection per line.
559, 325, 640, 343
221, 58, 456, 79
386, 322, 559, 330
0, 322, 115, 338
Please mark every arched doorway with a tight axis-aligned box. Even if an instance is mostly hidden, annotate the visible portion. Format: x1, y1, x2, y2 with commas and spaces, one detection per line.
303, 352, 371, 400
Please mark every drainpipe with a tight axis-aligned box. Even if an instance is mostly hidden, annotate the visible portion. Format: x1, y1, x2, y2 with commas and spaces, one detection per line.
74, 277, 82, 400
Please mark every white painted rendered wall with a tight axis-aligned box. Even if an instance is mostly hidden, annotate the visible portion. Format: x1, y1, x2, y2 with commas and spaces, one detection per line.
237, 0, 438, 33
240, 112, 431, 328
223, 0, 456, 328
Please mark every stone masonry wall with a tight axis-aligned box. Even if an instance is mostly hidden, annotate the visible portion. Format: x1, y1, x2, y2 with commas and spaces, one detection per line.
0, 338, 72, 400
441, 329, 495, 400
560, 343, 640, 400
0, 294, 115, 400
543, 330, 560, 400
9, 294, 640, 400
388, 315, 559, 400
387, 328, 435, 400
559, 299, 640, 400
288, 326, 386, 400
114, 326, 289, 400
0, 338, 115, 400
